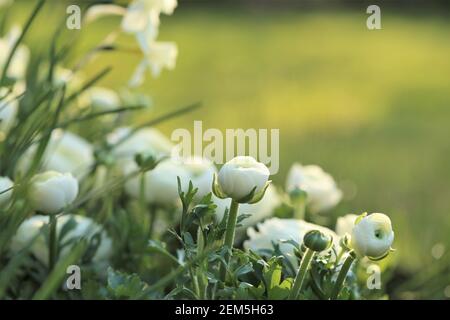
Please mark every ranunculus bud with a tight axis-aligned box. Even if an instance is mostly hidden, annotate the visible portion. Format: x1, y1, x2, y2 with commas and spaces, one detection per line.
29, 171, 79, 214
303, 229, 333, 252
215, 156, 270, 203
350, 213, 394, 259
0, 176, 13, 207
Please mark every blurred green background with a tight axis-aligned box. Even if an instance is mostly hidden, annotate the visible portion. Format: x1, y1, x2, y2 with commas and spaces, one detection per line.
10, 0, 450, 297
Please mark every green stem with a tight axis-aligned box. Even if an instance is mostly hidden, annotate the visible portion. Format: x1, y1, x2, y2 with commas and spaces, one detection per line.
139, 173, 146, 217
330, 251, 356, 300
48, 214, 58, 271
189, 268, 200, 299
148, 205, 158, 239
288, 248, 315, 299
219, 199, 239, 282
293, 192, 306, 220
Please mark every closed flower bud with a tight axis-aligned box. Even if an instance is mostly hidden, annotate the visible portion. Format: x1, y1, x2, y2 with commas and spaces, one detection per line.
216, 156, 270, 202
0, 176, 13, 207
303, 229, 333, 252
29, 171, 79, 214
351, 213, 394, 259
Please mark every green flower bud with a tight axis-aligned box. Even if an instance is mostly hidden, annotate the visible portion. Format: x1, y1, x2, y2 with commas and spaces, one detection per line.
134, 152, 158, 170
303, 229, 332, 252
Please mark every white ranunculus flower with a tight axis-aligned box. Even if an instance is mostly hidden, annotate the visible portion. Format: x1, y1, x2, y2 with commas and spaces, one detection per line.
29, 171, 79, 214
351, 213, 394, 259
286, 163, 342, 213
43, 130, 95, 176
0, 26, 29, 80
335, 214, 358, 236
0, 176, 13, 207
79, 87, 121, 111
124, 158, 190, 206
10, 214, 112, 266
129, 41, 177, 86
244, 218, 339, 267
217, 156, 270, 201
108, 127, 174, 163
215, 184, 281, 230
0, 87, 19, 134
180, 156, 216, 200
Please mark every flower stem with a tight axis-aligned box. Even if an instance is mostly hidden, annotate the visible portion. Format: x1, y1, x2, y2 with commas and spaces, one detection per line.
48, 214, 58, 271
288, 248, 315, 299
330, 251, 356, 300
293, 192, 306, 220
148, 204, 157, 239
139, 172, 146, 218
219, 199, 239, 282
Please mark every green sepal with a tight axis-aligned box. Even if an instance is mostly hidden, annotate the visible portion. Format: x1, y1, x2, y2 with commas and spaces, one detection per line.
247, 180, 272, 204
368, 250, 391, 261
212, 173, 228, 199
354, 212, 368, 225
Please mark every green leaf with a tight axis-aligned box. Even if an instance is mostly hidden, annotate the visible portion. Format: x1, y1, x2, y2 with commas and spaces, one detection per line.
234, 262, 253, 278
106, 268, 150, 300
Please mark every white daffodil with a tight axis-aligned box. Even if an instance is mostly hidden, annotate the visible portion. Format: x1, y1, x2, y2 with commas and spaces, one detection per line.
124, 158, 190, 206
29, 171, 79, 214
10, 214, 112, 266
335, 214, 358, 237
84, 4, 126, 25
286, 163, 342, 213
0, 25, 30, 80
216, 156, 270, 202
0, 176, 13, 207
350, 213, 394, 259
121, 0, 177, 34
244, 218, 339, 267
129, 41, 177, 86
